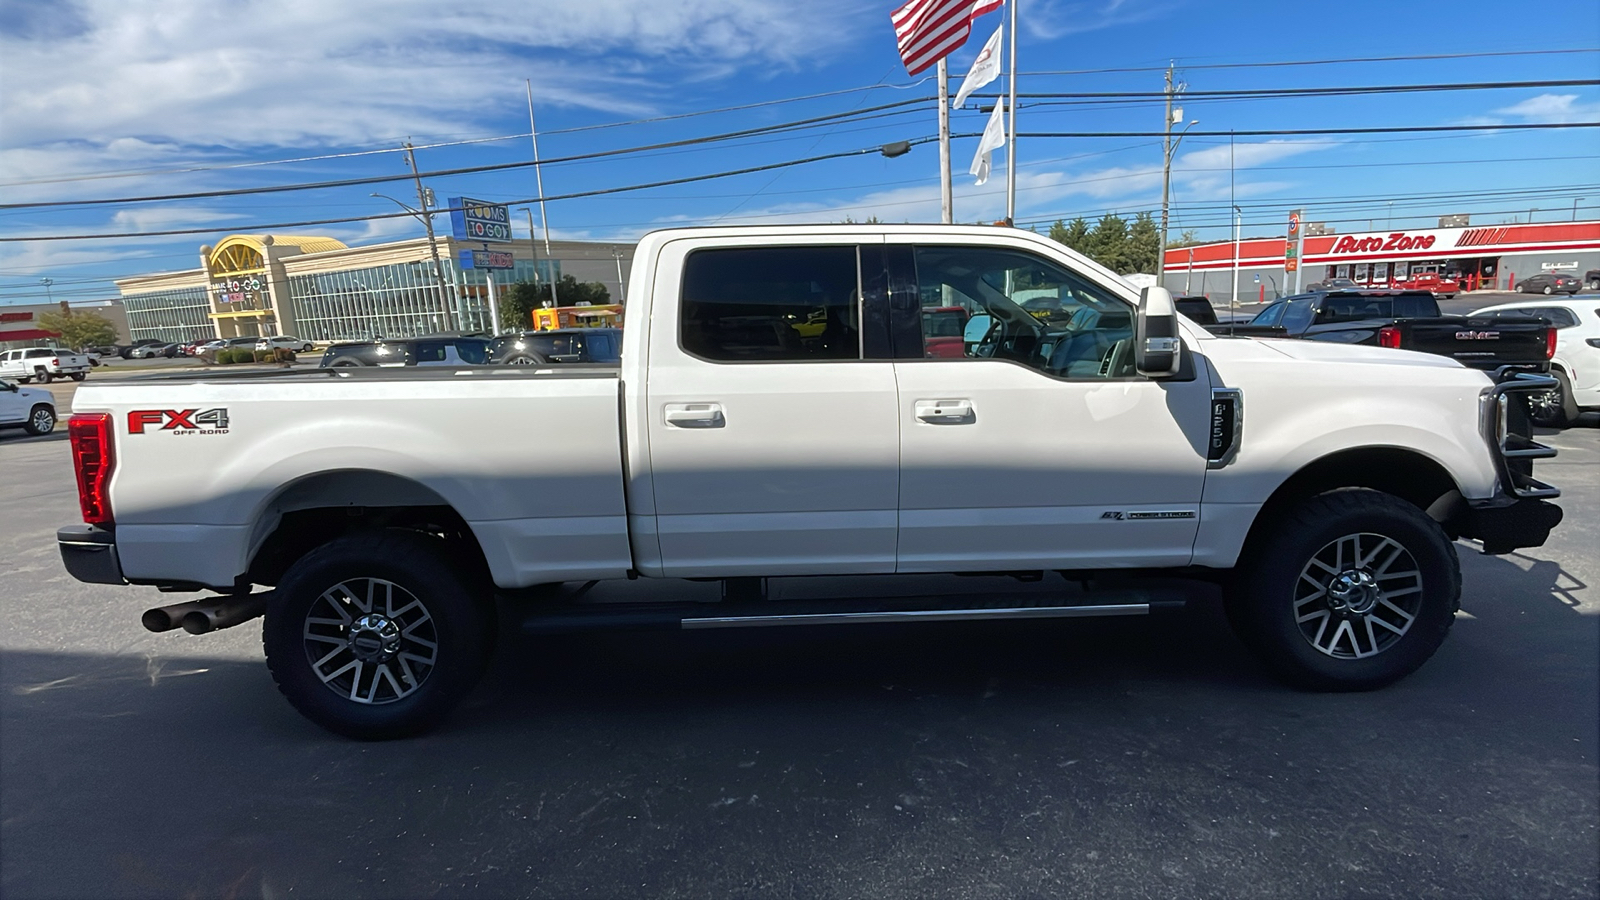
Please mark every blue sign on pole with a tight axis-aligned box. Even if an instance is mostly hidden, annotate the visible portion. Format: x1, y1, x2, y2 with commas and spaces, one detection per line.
447, 197, 512, 243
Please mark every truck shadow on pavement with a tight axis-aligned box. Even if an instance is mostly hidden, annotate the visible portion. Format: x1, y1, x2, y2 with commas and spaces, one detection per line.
3, 545, 1595, 900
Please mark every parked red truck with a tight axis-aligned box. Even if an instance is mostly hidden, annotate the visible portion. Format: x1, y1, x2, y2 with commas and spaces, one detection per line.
1391, 272, 1459, 299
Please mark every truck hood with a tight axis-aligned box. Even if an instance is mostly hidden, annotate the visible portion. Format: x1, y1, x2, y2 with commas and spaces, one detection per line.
1251, 338, 1466, 370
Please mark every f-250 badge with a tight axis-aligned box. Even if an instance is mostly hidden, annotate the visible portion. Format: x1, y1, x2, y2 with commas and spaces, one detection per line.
127, 408, 230, 435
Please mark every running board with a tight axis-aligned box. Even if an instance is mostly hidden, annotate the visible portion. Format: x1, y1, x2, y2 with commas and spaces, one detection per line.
517, 590, 1187, 635
681, 602, 1151, 629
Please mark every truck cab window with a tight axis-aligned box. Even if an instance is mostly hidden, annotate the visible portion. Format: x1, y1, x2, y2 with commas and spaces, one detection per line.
681, 246, 861, 361
911, 245, 1137, 379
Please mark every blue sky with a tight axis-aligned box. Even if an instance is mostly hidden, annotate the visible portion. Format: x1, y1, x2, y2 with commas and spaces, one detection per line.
2, 0, 1597, 306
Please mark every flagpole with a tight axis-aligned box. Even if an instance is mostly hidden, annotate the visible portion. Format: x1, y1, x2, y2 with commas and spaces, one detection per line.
526, 79, 559, 306
1004, 0, 1018, 225
938, 58, 953, 224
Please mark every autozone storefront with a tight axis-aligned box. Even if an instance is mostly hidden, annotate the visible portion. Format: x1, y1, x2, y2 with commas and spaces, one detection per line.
1162, 220, 1600, 302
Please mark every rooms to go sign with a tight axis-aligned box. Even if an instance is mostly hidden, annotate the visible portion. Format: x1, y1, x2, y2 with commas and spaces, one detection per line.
448, 197, 512, 243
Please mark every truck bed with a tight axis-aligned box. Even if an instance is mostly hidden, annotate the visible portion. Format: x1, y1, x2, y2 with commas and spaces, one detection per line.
72, 365, 633, 589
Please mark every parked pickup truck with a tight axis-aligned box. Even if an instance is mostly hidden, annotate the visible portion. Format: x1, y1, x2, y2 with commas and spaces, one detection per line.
58, 225, 1564, 739
0, 346, 91, 383
1390, 272, 1459, 299
1229, 290, 1553, 372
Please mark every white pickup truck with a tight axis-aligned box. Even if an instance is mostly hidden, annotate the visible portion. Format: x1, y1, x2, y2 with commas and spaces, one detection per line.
1, 346, 91, 383
57, 225, 1563, 739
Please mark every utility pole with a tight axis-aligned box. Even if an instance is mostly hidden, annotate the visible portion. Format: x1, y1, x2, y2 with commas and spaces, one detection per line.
938, 59, 952, 224
402, 142, 454, 331
1160, 61, 1174, 254
1158, 62, 1195, 286
611, 247, 627, 301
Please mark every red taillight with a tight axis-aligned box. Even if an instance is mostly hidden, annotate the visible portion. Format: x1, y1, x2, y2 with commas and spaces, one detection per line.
68, 413, 114, 525
1377, 326, 1402, 349
1545, 327, 1557, 360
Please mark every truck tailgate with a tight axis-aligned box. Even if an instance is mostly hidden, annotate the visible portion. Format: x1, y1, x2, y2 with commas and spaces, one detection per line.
71, 368, 632, 588
1400, 315, 1550, 368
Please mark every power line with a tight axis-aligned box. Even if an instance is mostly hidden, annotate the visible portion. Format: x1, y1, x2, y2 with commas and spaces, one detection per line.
0, 140, 940, 243
1020, 47, 1599, 77
0, 99, 935, 212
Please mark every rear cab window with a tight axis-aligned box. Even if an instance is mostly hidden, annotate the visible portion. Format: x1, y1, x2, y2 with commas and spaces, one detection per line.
680, 246, 862, 362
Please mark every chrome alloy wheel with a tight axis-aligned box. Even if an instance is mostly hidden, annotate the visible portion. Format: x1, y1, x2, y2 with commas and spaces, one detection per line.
508, 355, 536, 365
30, 407, 55, 433
1294, 532, 1423, 659
302, 578, 438, 704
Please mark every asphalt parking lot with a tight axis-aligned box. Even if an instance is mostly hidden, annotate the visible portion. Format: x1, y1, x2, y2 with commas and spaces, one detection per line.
1, 373, 1596, 898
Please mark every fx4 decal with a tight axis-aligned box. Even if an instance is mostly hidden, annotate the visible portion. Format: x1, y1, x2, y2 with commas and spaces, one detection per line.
128, 408, 230, 435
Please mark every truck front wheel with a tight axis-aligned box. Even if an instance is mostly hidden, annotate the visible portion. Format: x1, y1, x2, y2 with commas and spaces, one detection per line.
263, 530, 493, 739
1228, 489, 1459, 691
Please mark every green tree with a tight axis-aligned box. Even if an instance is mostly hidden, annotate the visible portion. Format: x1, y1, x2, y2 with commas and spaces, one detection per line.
1166, 228, 1203, 249
1126, 211, 1161, 274
35, 309, 119, 349
1084, 213, 1130, 273
1048, 217, 1091, 254
497, 276, 612, 331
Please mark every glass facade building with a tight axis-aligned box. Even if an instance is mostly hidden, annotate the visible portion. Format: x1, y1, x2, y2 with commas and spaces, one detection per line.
288, 258, 560, 342
123, 286, 213, 342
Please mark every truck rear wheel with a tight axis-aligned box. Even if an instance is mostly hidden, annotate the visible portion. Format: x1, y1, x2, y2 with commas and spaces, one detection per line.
1527, 369, 1578, 429
263, 530, 493, 739
1228, 489, 1459, 691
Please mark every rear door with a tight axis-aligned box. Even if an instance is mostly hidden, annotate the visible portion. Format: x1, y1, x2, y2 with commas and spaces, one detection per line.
643, 235, 900, 577
887, 237, 1212, 571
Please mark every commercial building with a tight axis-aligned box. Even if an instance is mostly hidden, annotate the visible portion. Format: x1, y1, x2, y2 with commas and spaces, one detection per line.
116, 234, 636, 344
1162, 219, 1600, 304
0, 300, 131, 351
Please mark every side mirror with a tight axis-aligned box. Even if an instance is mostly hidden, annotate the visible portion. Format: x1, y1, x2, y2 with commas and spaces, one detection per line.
0, 382, 16, 392
963, 314, 993, 345
1135, 286, 1182, 377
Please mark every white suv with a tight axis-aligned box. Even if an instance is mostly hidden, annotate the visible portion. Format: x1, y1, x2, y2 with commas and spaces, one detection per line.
0, 379, 56, 436
255, 335, 314, 352
1471, 298, 1600, 427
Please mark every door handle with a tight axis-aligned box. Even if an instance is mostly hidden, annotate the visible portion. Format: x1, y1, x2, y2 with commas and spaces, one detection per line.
914, 399, 974, 424
664, 403, 725, 428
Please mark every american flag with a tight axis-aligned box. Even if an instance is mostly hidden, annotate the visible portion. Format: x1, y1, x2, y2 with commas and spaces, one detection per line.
891, 0, 1004, 77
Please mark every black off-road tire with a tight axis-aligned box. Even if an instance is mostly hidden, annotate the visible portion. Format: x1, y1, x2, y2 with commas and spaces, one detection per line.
33, 369, 52, 384
263, 530, 493, 740
1527, 369, 1579, 429
69, 372, 86, 382
1227, 489, 1460, 692
502, 351, 550, 366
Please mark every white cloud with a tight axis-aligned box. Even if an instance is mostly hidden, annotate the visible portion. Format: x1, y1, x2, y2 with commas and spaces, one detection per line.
0, 0, 872, 161
1492, 93, 1600, 125
632, 137, 1319, 231
1174, 140, 1327, 171
1021, 0, 1174, 40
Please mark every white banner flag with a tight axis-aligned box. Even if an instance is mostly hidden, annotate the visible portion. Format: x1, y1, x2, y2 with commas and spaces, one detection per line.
952, 24, 1003, 109
970, 97, 1006, 185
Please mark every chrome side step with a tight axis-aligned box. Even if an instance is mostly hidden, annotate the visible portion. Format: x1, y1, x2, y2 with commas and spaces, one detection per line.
681, 602, 1151, 629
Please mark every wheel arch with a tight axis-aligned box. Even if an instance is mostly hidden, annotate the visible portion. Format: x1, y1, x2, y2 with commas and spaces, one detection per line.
244, 469, 492, 588
1238, 446, 1464, 566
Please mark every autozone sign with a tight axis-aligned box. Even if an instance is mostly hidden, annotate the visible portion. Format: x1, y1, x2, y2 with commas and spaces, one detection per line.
1329, 233, 1438, 254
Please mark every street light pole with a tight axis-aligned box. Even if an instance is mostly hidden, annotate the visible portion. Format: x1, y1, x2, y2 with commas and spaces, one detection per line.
373, 190, 454, 332
397, 143, 454, 331
1159, 117, 1197, 279
1231, 205, 1242, 326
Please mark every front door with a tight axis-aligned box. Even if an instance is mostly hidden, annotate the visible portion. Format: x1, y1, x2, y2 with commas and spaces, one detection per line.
643, 238, 901, 577
890, 239, 1212, 571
